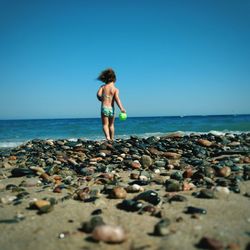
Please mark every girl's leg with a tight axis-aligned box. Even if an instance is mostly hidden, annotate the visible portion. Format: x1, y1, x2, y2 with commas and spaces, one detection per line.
102, 115, 111, 140
109, 116, 115, 140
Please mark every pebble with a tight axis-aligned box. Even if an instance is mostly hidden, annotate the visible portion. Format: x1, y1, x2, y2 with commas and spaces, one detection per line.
183, 168, 193, 178
92, 225, 127, 243
0, 183, 5, 191
134, 190, 161, 205
197, 139, 213, 147
30, 200, 53, 213
218, 166, 231, 177
81, 216, 105, 233
165, 179, 182, 192
154, 161, 166, 168
214, 186, 230, 195
20, 178, 41, 187
111, 186, 127, 199
226, 243, 241, 250
164, 152, 181, 159
131, 160, 141, 169
139, 175, 148, 181
125, 184, 144, 193
0, 132, 249, 246
197, 189, 215, 199
153, 218, 171, 236
3, 162, 12, 169
117, 199, 143, 212
168, 194, 187, 203
11, 168, 34, 177
141, 155, 153, 168
185, 206, 207, 214
170, 171, 183, 181
91, 209, 102, 215
197, 236, 224, 250
0, 195, 17, 204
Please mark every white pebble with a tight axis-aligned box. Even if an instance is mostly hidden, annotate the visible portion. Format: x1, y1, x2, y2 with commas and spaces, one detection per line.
92, 225, 126, 243
139, 175, 148, 181
154, 169, 161, 174
214, 186, 230, 195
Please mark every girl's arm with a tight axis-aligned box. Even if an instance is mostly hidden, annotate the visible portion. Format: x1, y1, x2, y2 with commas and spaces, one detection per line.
114, 89, 126, 113
97, 86, 103, 102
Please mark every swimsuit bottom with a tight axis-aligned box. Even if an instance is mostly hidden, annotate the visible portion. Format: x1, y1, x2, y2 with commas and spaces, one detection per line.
101, 106, 115, 117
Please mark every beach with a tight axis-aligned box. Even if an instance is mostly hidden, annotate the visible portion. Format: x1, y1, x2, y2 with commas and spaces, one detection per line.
0, 132, 250, 250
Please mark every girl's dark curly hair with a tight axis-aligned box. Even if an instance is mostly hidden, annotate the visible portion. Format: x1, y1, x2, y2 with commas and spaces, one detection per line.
97, 68, 116, 83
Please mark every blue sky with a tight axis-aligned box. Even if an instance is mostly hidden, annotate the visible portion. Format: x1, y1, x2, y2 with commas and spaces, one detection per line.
0, 0, 249, 119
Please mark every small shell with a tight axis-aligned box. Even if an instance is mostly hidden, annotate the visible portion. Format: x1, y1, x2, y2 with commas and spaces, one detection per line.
92, 225, 126, 243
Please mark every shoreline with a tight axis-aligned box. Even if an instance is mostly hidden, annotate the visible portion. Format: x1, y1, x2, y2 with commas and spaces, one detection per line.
1, 130, 250, 151
0, 132, 250, 249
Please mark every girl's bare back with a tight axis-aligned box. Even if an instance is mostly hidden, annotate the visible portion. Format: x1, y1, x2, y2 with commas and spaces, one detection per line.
100, 83, 117, 107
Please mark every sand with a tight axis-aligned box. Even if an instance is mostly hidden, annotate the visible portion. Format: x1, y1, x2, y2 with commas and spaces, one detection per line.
0, 174, 249, 250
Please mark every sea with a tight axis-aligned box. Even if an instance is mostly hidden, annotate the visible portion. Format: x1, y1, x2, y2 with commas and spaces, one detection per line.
0, 114, 250, 148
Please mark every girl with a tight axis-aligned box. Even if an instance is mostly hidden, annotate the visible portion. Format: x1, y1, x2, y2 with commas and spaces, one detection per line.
97, 68, 126, 140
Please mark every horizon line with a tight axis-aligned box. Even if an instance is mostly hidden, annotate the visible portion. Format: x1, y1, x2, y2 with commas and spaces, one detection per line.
0, 113, 250, 121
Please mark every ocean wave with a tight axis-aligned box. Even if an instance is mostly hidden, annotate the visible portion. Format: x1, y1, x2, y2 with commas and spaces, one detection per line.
0, 141, 25, 148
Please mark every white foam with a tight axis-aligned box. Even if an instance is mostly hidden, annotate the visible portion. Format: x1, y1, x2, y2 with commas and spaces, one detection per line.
0, 142, 24, 148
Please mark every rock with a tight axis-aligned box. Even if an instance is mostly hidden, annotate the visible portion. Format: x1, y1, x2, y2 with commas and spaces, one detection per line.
182, 182, 196, 191
197, 189, 215, 199
3, 162, 12, 169
151, 175, 165, 184
226, 243, 241, 250
130, 180, 149, 186
244, 192, 250, 198
230, 185, 240, 193
130, 172, 139, 179
131, 160, 141, 169
153, 218, 171, 236
164, 152, 181, 159
92, 225, 127, 243
139, 175, 148, 181
39, 173, 53, 183
183, 168, 193, 178
134, 190, 161, 205
9, 155, 17, 161
141, 155, 153, 168
91, 209, 102, 215
217, 167, 231, 177
11, 168, 34, 177
185, 206, 207, 214
125, 184, 144, 193
0, 195, 17, 204
0, 183, 5, 191
111, 187, 127, 199
170, 171, 183, 181
81, 216, 105, 233
198, 139, 213, 147
68, 158, 78, 166
214, 186, 230, 195
243, 157, 250, 163
230, 165, 241, 172
30, 200, 53, 213
20, 178, 41, 187
117, 199, 143, 212
165, 179, 181, 192
154, 160, 166, 168
168, 194, 187, 203
197, 236, 223, 250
